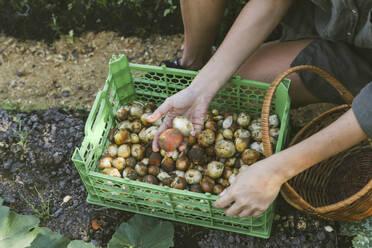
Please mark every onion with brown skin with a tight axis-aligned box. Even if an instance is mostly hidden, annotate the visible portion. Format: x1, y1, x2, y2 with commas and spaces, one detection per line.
176, 153, 190, 171
108, 127, 117, 143
187, 135, 196, 145
213, 184, 224, 195
190, 184, 203, 193
205, 146, 215, 157
140, 113, 152, 126
148, 165, 160, 176
188, 145, 205, 165
143, 175, 158, 185
211, 109, 219, 116
218, 178, 230, 188
135, 162, 148, 176
131, 144, 145, 160
158, 128, 183, 152
126, 157, 137, 168
131, 121, 142, 134
161, 157, 175, 172
205, 120, 217, 132
117, 144, 131, 158
200, 177, 215, 193
251, 129, 262, 142
162, 177, 173, 187
171, 177, 187, 190
116, 106, 129, 121
123, 167, 138, 180
225, 157, 236, 167
223, 167, 233, 179
149, 152, 161, 166
242, 148, 260, 164
197, 129, 215, 147
222, 129, 233, 140
206, 161, 224, 179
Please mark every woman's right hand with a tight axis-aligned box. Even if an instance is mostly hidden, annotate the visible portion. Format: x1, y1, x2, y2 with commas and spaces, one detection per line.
146, 85, 214, 153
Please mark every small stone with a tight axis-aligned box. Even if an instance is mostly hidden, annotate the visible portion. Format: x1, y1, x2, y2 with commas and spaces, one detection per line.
297, 219, 307, 230
63, 195, 72, 204
10, 80, 17, 88
62, 91, 70, 97
16, 71, 23, 77
324, 225, 334, 232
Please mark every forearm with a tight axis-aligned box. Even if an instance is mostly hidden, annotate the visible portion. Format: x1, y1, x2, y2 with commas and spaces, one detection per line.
190, 0, 293, 96
267, 109, 367, 183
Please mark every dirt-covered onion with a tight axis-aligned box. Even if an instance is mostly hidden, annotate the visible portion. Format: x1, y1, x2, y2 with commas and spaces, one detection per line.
213, 184, 224, 195
215, 140, 236, 158
116, 106, 129, 121
122, 167, 138, 180
143, 175, 158, 185
235, 138, 248, 153
237, 112, 251, 127
242, 149, 260, 164
222, 129, 233, 140
250, 142, 264, 154
161, 157, 175, 172
130, 121, 142, 134
140, 113, 152, 126
205, 120, 217, 132
126, 157, 136, 168
206, 161, 224, 179
200, 177, 215, 193
269, 114, 279, 127
188, 145, 205, 165
185, 169, 202, 184
251, 129, 262, 142
131, 144, 145, 160
197, 129, 215, 147
129, 102, 144, 118
135, 162, 148, 176
114, 129, 130, 145
171, 176, 187, 190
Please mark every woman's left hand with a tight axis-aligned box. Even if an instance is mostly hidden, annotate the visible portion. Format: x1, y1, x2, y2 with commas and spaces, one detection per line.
213, 160, 284, 217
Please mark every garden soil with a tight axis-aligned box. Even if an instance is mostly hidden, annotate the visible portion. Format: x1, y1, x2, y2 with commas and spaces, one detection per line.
0, 31, 350, 247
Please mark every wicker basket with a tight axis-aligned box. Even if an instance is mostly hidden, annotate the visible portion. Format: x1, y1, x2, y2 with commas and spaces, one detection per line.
261, 65, 372, 221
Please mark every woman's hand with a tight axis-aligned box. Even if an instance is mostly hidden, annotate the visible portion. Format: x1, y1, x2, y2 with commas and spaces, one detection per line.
147, 86, 214, 153
213, 160, 284, 217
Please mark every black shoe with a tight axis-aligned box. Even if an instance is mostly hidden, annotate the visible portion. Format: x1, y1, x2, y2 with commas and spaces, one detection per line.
160, 57, 184, 69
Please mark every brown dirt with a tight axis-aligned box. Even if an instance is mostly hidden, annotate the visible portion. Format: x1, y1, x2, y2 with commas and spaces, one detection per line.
0, 31, 184, 110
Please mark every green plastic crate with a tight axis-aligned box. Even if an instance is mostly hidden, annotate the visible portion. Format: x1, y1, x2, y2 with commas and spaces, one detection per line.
72, 54, 291, 239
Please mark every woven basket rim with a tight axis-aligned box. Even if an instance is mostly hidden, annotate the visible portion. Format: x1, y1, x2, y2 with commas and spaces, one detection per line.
284, 104, 372, 214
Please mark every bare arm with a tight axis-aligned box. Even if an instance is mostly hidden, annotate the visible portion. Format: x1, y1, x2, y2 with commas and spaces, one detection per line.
189, 0, 293, 97
214, 109, 367, 217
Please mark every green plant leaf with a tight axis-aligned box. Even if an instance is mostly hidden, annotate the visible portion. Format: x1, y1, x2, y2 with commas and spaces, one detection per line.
67, 240, 96, 248
0, 198, 74, 248
108, 214, 174, 248
27, 230, 70, 248
340, 217, 372, 248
